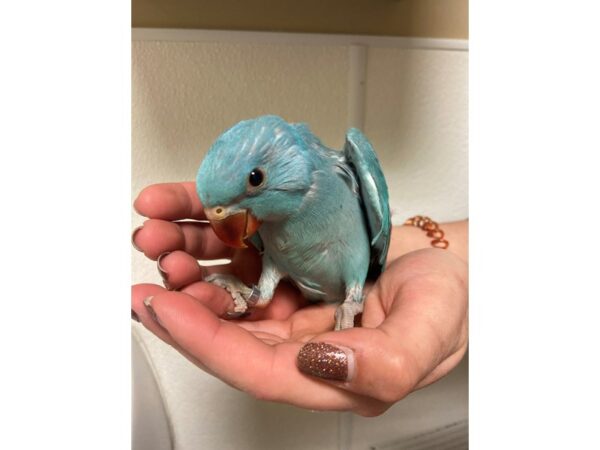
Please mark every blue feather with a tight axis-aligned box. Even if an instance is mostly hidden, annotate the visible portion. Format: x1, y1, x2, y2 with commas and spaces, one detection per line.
196, 116, 392, 329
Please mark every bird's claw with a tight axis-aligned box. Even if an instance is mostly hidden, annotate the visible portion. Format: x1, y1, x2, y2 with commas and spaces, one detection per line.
334, 300, 364, 330
204, 273, 257, 316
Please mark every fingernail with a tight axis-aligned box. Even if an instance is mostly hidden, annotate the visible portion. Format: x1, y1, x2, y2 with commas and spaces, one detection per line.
157, 252, 172, 290
131, 226, 143, 252
225, 310, 251, 319
131, 309, 140, 322
143, 296, 165, 328
297, 342, 355, 382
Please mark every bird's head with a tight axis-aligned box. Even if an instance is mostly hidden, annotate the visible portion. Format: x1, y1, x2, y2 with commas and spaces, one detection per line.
196, 115, 317, 248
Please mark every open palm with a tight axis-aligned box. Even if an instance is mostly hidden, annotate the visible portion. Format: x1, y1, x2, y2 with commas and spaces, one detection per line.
132, 182, 468, 416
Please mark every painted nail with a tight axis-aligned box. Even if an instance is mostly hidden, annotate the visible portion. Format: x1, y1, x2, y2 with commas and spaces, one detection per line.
297, 342, 355, 382
131, 226, 143, 252
131, 309, 140, 322
143, 296, 165, 328
225, 310, 251, 319
157, 252, 172, 290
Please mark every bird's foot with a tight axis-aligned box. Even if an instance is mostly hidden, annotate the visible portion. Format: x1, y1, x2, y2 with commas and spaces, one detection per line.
334, 300, 364, 330
204, 273, 260, 317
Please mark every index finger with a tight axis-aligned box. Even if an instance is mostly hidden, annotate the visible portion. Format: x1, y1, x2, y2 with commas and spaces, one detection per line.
134, 182, 206, 221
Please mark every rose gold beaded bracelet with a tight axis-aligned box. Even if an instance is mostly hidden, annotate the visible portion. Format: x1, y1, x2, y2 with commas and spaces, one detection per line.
404, 216, 449, 249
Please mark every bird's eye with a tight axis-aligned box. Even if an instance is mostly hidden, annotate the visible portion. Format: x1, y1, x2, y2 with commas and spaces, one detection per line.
248, 168, 264, 187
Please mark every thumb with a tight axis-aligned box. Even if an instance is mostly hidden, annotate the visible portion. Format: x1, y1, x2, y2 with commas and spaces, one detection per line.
295, 258, 468, 403
296, 327, 424, 404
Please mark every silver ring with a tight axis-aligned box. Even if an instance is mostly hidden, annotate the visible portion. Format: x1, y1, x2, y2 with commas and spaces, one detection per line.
246, 285, 261, 307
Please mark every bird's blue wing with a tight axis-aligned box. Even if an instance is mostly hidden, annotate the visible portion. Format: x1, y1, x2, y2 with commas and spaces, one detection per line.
343, 128, 391, 278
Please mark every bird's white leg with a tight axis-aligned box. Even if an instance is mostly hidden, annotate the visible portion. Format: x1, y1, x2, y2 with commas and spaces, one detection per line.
334, 285, 364, 330
254, 254, 284, 308
204, 255, 283, 315
203, 273, 255, 315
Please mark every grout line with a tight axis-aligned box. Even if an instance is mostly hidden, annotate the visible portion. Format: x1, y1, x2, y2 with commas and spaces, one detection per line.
132, 28, 468, 51
348, 45, 368, 130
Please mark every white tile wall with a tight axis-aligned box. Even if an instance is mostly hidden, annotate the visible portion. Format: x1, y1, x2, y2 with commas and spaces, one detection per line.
364, 48, 468, 223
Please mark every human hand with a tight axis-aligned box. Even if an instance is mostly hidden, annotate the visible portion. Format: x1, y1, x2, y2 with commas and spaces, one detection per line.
132, 182, 468, 416
132, 182, 308, 319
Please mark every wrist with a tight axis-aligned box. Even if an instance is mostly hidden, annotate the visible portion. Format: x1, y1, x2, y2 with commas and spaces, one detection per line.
387, 220, 468, 263
387, 225, 432, 262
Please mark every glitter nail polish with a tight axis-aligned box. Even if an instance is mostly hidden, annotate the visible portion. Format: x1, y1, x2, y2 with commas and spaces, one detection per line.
297, 342, 354, 382
143, 296, 165, 328
131, 226, 144, 252
157, 252, 172, 290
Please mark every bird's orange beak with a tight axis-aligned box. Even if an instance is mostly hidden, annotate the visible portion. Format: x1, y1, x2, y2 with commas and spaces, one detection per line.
205, 207, 261, 249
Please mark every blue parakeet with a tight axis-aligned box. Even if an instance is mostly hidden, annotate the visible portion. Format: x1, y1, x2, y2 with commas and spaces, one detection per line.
196, 115, 391, 330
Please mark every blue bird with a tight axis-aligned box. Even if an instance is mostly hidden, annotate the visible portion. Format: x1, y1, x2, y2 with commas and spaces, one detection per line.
196, 115, 391, 330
